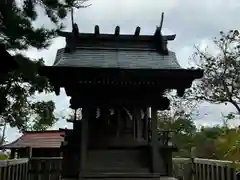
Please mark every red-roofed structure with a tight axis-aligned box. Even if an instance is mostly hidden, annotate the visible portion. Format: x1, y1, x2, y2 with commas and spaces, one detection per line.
1, 130, 65, 158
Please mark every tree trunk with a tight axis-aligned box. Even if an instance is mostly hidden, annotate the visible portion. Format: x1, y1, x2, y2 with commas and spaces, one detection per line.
229, 99, 240, 114
0, 122, 7, 145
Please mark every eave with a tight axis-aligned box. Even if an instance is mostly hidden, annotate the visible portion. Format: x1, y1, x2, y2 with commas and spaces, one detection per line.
39, 66, 203, 97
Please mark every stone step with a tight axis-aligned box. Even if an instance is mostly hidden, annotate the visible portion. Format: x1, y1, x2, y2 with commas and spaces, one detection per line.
86, 149, 149, 170
85, 161, 145, 167
79, 173, 178, 180
81, 172, 162, 178
62, 178, 177, 180
84, 167, 150, 173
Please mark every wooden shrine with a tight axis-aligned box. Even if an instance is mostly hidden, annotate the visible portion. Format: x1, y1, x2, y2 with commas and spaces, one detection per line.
39, 21, 203, 180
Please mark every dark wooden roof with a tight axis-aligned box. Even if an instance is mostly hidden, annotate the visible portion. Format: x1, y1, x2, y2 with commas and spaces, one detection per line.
1, 130, 64, 149
40, 25, 199, 71
42, 27, 181, 70
53, 48, 181, 69
53, 26, 179, 69
39, 25, 203, 98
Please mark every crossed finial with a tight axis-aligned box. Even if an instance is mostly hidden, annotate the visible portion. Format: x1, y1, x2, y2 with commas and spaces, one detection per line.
159, 12, 164, 32
155, 12, 164, 36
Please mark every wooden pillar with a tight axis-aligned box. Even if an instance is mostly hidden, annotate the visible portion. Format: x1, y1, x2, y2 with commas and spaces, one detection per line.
27, 147, 32, 158
10, 148, 16, 159
136, 108, 142, 141
117, 107, 121, 137
133, 109, 136, 138
144, 108, 149, 141
151, 107, 159, 173
132, 108, 140, 140
151, 107, 165, 174
147, 107, 151, 143
79, 108, 89, 175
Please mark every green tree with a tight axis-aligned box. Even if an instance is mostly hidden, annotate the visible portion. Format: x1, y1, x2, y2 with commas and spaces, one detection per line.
189, 30, 240, 114
215, 129, 240, 161
193, 126, 225, 159
158, 92, 197, 134
0, 0, 89, 131
158, 92, 197, 157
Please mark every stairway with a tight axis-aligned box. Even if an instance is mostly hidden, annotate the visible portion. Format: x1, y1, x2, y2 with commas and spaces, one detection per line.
84, 149, 150, 173
61, 148, 177, 180
76, 148, 178, 180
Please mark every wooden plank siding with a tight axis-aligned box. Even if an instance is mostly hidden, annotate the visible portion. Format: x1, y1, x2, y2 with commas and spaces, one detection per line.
0, 157, 238, 180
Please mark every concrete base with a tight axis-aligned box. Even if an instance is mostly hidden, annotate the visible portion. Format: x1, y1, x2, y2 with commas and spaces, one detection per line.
61, 178, 178, 180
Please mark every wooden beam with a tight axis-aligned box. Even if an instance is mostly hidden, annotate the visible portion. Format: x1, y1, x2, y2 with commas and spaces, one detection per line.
151, 107, 158, 172
144, 108, 148, 141
154, 27, 176, 41
72, 23, 79, 37
154, 26, 161, 37
159, 12, 164, 31
28, 147, 32, 158
69, 93, 170, 110
136, 108, 142, 141
79, 108, 88, 174
165, 34, 176, 41
151, 107, 167, 174
116, 107, 121, 137
134, 26, 140, 36
133, 108, 137, 139
94, 25, 100, 35
56, 29, 177, 42
114, 26, 120, 36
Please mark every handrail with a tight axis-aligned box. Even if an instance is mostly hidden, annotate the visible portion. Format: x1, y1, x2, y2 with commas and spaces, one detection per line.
0, 156, 238, 180
173, 157, 240, 166
31, 157, 63, 160
0, 158, 29, 167
31, 157, 238, 165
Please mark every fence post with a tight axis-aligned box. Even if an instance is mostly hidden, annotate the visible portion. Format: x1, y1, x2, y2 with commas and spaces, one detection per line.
183, 148, 196, 180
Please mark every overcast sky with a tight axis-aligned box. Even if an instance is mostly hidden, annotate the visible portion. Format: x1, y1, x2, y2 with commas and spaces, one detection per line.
5, 0, 240, 142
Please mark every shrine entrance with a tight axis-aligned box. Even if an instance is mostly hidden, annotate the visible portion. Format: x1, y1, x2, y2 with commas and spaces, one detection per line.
88, 107, 147, 148
85, 107, 150, 173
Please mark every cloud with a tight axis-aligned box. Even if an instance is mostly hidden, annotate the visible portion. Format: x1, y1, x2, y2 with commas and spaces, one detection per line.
22, 37, 65, 65
194, 102, 240, 128
5, 0, 240, 142
28, 0, 240, 65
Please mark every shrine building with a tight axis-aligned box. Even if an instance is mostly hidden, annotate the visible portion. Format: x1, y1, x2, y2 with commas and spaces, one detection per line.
39, 22, 203, 180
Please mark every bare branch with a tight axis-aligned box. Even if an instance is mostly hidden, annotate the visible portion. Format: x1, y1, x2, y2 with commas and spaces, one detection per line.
189, 30, 240, 114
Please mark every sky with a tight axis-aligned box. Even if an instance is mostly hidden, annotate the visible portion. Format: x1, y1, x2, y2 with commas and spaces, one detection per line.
5, 0, 240, 143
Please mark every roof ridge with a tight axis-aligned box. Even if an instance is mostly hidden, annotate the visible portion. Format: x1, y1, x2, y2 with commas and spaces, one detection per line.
24, 130, 64, 133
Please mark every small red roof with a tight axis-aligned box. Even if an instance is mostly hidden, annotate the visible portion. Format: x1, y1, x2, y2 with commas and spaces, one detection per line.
2, 130, 65, 149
